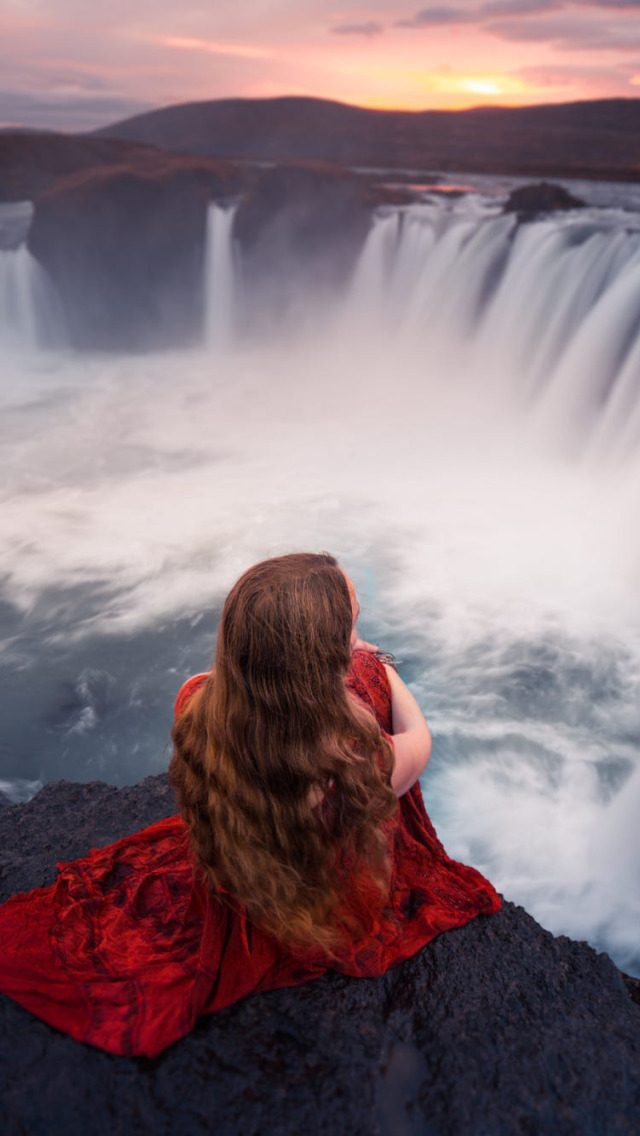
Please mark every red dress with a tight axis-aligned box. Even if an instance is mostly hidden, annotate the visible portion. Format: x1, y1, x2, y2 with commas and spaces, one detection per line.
0, 652, 500, 1057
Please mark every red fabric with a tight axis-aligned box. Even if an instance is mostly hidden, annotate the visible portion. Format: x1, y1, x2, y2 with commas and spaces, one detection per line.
0, 652, 500, 1056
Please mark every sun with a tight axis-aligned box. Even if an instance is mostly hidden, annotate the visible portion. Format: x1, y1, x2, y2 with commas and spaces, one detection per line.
461, 79, 504, 96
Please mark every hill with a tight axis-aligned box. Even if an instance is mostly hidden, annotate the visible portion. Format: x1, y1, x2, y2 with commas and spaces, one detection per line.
94, 95, 640, 181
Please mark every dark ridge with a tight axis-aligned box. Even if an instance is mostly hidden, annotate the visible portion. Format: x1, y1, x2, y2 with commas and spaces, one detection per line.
2, 98, 640, 205
92, 95, 640, 181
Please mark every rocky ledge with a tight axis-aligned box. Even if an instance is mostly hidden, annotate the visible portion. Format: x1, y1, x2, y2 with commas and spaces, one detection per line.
25, 158, 387, 349
0, 776, 638, 1135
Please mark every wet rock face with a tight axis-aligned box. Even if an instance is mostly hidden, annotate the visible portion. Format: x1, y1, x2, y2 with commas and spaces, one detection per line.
0, 201, 32, 250
27, 163, 234, 351
26, 159, 375, 349
234, 164, 373, 333
503, 181, 587, 221
0, 775, 638, 1135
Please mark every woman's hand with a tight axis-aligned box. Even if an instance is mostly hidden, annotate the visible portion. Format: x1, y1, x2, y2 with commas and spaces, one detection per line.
353, 638, 379, 653
353, 640, 400, 670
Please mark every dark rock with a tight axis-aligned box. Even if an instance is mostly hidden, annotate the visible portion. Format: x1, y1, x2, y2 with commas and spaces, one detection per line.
28, 158, 243, 350
504, 181, 587, 221
26, 157, 377, 349
0, 200, 32, 250
0, 131, 160, 203
0, 776, 638, 1134
623, 972, 640, 1008
0, 776, 176, 900
233, 163, 374, 334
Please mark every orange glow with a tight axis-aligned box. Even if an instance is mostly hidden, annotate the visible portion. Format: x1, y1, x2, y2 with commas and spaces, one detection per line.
275, 34, 565, 112
461, 79, 504, 97
2, 5, 637, 133
138, 26, 610, 113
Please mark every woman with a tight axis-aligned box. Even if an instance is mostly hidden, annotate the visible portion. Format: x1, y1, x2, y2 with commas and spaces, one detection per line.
0, 553, 500, 1057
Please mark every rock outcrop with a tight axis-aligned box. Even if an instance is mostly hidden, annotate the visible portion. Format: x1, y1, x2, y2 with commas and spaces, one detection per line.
234, 163, 375, 334
503, 181, 587, 221
28, 157, 243, 350
25, 159, 382, 349
0, 775, 638, 1135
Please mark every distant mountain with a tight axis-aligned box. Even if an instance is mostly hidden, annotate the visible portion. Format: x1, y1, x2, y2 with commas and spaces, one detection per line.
94, 96, 640, 180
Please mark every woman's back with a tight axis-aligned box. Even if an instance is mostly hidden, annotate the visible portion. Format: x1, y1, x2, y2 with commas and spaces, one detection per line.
170, 553, 399, 957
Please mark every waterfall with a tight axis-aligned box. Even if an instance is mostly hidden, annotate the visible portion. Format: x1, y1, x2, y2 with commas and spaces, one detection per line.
203, 203, 238, 349
345, 199, 640, 455
0, 245, 40, 348
0, 202, 65, 352
0, 245, 63, 351
4, 183, 640, 978
4, 188, 640, 454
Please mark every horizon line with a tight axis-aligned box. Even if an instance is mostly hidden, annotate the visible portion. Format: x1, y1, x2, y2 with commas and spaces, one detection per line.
2, 90, 639, 136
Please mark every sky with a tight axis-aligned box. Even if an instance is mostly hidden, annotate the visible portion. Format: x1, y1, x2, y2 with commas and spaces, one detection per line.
1, 0, 639, 131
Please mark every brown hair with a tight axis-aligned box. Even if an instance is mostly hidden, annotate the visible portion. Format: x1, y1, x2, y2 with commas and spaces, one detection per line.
170, 552, 397, 957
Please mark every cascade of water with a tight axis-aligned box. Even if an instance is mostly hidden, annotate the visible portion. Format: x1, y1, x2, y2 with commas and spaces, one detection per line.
533, 242, 640, 444
0, 245, 46, 350
521, 230, 629, 400
346, 200, 640, 453
591, 322, 640, 459
0, 202, 65, 352
347, 211, 401, 325
0, 199, 63, 349
203, 203, 239, 349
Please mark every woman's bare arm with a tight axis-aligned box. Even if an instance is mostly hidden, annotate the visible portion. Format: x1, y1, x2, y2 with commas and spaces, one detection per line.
384, 664, 432, 797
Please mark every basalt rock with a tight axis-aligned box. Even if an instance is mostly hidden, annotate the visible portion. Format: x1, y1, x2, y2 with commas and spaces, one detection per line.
28, 158, 243, 350
503, 181, 587, 221
25, 158, 378, 349
234, 163, 374, 334
0, 775, 638, 1135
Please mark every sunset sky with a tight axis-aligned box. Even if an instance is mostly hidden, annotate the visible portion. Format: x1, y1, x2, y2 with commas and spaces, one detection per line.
1, 1, 639, 131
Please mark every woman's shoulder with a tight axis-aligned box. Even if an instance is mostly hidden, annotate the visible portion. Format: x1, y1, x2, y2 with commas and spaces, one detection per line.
350, 649, 391, 690
174, 672, 210, 720
174, 653, 393, 725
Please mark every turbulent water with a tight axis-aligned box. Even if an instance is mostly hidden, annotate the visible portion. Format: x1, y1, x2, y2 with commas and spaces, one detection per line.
1, 181, 639, 977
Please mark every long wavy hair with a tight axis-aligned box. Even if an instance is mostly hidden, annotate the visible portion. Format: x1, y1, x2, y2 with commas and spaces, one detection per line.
170, 552, 397, 957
